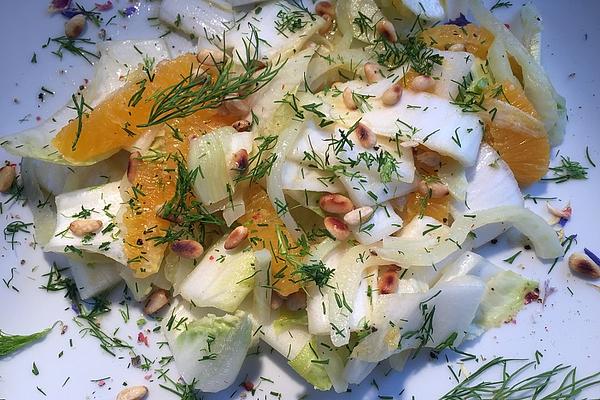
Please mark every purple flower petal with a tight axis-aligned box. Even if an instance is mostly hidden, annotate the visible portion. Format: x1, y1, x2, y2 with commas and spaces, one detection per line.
95, 1, 113, 11
48, 0, 71, 13
559, 217, 568, 227
61, 8, 80, 18
447, 13, 470, 27
121, 6, 137, 17
584, 248, 600, 266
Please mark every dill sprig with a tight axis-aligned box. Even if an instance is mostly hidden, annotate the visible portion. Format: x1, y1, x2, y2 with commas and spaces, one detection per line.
441, 356, 600, 399
75, 297, 133, 357
69, 93, 94, 151
141, 30, 285, 127
490, 0, 513, 12
40, 263, 80, 311
0, 326, 54, 357
3, 221, 33, 250
274, 3, 310, 37
43, 36, 100, 64
235, 135, 279, 184
292, 261, 335, 289
373, 35, 443, 75
72, 3, 102, 27
450, 74, 490, 113
543, 156, 588, 183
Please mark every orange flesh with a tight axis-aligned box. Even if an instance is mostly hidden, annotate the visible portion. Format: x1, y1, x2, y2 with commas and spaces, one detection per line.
57, 52, 236, 277
52, 54, 201, 164
401, 192, 450, 225
237, 185, 301, 296
484, 82, 550, 187
122, 111, 231, 278
420, 24, 494, 60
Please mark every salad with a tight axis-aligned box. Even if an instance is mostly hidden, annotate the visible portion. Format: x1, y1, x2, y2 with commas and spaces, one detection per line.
1, 0, 598, 398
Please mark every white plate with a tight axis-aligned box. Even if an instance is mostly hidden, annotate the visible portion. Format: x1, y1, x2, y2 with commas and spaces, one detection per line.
0, 1, 599, 399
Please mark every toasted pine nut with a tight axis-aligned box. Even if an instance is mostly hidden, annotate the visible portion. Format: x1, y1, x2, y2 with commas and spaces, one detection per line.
0, 165, 16, 193
568, 253, 600, 279
364, 62, 383, 83
232, 119, 251, 132
324, 216, 350, 240
417, 180, 449, 199
343, 206, 374, 226
378, 265, 399, 294
416, 151, 441, 168
196, 49, 224, 66
171, 239, 204, 259
399, 140, 419, 148
286, 290, 307, 311
381, 83, 403, 106
319, 193, 354, 214
355, 123, 377, 148
65, 14, 86, 38
448, 43, 466, 52
232, 148, 249, 171
69, 219, 103, 237
224, 226, 249, 250
315, 1, 335, 18
410, 75, 435, 92
144, 289, 170, 315
116, 385, 148, 400
342, 87, 357, 110
127, 151, 141, 184
376, 19, 397, 43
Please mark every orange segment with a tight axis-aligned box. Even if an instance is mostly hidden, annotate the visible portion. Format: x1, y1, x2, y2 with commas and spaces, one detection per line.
237, 185, 301, 297
484, 82, 549, 187
52, 54, 200, 164
122, 110, 234, 278
401, 192, 450, 225
420, 24, 494, 60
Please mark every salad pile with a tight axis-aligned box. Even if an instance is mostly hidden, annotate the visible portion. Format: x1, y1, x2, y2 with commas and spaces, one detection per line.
2, 0, 585, 397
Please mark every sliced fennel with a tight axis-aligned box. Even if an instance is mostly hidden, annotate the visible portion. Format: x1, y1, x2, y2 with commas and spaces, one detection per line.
289, 338, 332, 391
162, 300, 252, 393
159, 0, 233, 39
350, 203, 403, 245
1, 40, 169, 165
44, 182, 126, 265
65, 253, 122, 300
379, 205, 562, 268
470, 0, 566, 145
252, 249, 273, 324
179, 236, 256, 313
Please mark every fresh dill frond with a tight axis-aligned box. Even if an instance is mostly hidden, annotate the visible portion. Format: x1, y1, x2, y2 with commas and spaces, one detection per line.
69, 93, 94, 151
490, 0, 513, 12
543, 156, 588, 183
44, 36, 100, 64
292, 261, 335, 288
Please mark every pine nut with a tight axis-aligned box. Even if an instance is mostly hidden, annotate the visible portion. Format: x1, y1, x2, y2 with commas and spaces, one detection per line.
0, 165, 16, 193
342, 87, 357, 110
224, 226, 249, 250
376, 20, 397, 43
448, 43, 465, 52
410, 75, 435, 92
364, 62, 383, 83
144, 289, 170, 315
315, 1, 335, 18
324, 216, 350, 240
196, 49, 224, 66
69, 219, 103, 237
232, 149, 249, 171
232, 119, 251, 132
65, 14, 86, 39
319, 193, 354, 214
355, 123, 377, 148
381, 82, 403, 106
286, 290, 307, 311
568, 253, 600, 279
127, 151, 141, 184
417, 180, 449, 199
378, 265, 399, 294
343, 206, 374, 226
171, 239, 204, 259
116, 385, 148, 400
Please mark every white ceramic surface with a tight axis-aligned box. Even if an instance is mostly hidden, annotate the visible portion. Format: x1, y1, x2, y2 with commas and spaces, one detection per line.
0, 1, 599, 399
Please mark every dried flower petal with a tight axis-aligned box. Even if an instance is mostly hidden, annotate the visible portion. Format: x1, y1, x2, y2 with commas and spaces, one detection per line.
94, 1, 112, 11
48, 0, 71, 13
